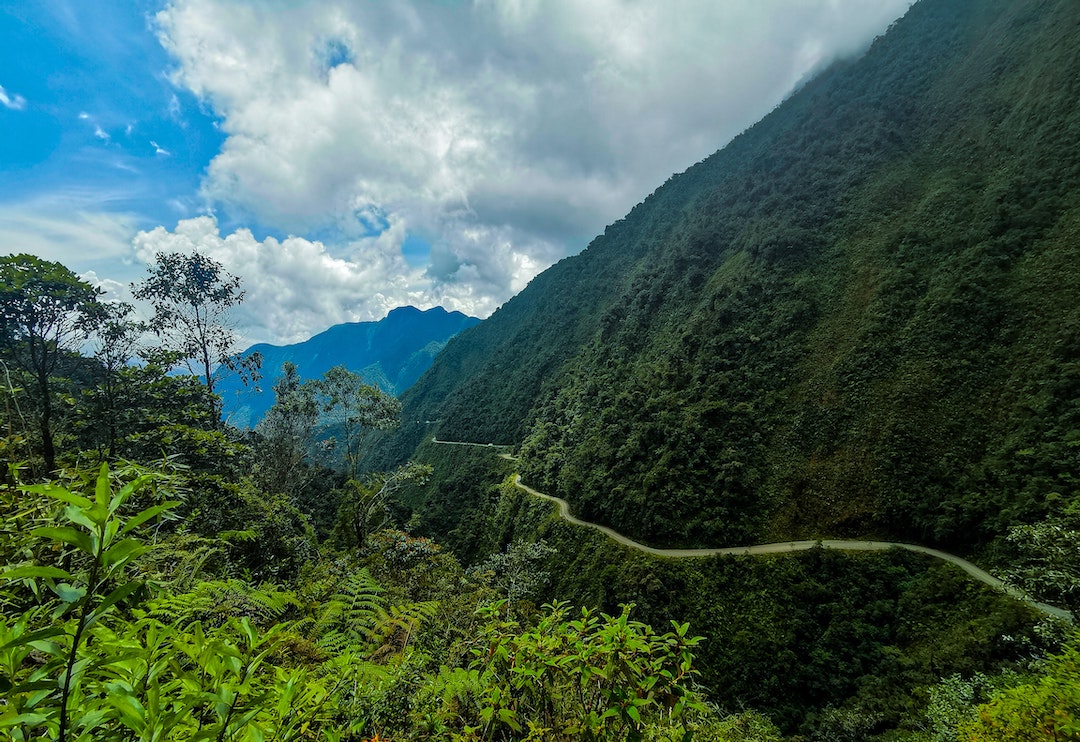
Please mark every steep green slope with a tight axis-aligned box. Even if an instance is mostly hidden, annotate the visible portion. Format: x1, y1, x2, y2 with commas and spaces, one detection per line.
379, 0, 1080, 552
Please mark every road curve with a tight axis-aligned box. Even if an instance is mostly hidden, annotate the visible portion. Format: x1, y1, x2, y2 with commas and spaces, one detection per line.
430, 438, 1073, 622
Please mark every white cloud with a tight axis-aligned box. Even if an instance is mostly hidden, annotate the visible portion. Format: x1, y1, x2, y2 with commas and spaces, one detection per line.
0, 196, 138, 269
150, 140, 171, 156
131, 214, 522, 346
0, 84, 27, 111
151, 0, 913, 341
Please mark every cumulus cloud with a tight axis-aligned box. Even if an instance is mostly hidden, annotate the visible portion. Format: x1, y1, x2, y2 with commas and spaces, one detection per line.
131, 214, 534, 345
0, 84, 27, 111
152, 0, 913, 341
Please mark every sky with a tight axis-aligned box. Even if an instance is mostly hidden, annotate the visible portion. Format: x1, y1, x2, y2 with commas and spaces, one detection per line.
0, 0, 913, 347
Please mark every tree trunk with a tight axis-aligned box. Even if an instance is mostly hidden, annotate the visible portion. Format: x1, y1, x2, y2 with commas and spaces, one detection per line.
37, 367, 55, 473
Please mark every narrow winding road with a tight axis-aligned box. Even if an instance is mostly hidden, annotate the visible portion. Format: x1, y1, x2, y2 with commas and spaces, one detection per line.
432, 438, 1073, 622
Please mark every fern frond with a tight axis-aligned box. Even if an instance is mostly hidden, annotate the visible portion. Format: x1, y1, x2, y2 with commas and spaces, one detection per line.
142, 579, 300, 627
312, 568, 385, 651
368, 600, 440, 656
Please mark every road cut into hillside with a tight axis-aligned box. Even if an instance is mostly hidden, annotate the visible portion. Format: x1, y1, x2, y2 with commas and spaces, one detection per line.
430, 437, 1073, 622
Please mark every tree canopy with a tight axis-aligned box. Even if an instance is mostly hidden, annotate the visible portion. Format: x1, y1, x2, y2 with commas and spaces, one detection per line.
0, 254, 100, 472
132, 251, 259, 402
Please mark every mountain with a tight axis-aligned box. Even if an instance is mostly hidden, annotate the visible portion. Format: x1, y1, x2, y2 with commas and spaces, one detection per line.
371, 0, 1080, 554
218, 306, 481, 427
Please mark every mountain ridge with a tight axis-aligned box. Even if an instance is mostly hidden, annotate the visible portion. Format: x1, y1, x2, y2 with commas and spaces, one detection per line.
219, 305, 481, 427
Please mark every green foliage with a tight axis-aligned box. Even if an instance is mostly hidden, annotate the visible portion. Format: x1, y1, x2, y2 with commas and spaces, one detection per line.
252, 361, 319, 503
998, 496, 1080, 615
0, 462, 178, 741
388, 439, 517, 566
141, 579, 300, 628
959, 638, 1080, 741
0, 253, 101, 473
474, 539, 558, 604
309, 568, 386, 654
422, 600, 706, 741
0, 465, 388, 741
331, 464, 432, 549
916, 672, 1019, 742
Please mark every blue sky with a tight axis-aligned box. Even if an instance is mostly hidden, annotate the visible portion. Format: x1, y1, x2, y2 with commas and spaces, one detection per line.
0, 0, 234, 294
0, 0, 912, 346
0, 1, 221, 223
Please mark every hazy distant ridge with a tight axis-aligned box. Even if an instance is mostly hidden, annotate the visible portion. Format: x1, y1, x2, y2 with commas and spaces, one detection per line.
218, 306, 480, 427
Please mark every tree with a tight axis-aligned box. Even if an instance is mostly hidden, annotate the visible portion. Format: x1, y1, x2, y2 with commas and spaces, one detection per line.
959, 639, 1080, 742
332, 463, 431, 548
82, 302, 144, 461
254, 362, 319, 500
475, 538, 558, 604
0, 254, 100, 472
131, 251, 260, 405
308, 365, 400, 478
1000, 497, 1080, 616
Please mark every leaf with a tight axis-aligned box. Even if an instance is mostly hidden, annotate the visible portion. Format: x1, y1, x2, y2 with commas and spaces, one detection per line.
90, 581, 143, 620
102, 538, 145, 570
95, 462, 111, 507
497, 708, 522, 732
63, 505, 99, 532
53, 583, 86, 603
20, 484, 92, 509
121, 501, 181, 534
9, 679, 59, 693
29, 526, 94, 555
1, 565, 72, 581
0, 712, 49, 727
0, 626, 66, 651
113, 474, 159, 513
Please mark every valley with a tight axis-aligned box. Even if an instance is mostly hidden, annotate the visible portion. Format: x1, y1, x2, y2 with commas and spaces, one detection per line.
3, 0, 1080, 738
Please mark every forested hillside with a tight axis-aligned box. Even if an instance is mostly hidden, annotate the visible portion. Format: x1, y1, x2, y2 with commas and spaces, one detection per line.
379, 0, 1080, 556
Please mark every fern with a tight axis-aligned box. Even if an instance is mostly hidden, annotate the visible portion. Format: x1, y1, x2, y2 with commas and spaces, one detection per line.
369, 600, 440, 656
306, 569, 438, 658
139, 532, 228, 590
142, 579, 300, 627
312, 568, 385, 653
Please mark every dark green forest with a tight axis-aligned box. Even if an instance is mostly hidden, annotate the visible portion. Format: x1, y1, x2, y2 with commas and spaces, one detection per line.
4, 0, 1080, 738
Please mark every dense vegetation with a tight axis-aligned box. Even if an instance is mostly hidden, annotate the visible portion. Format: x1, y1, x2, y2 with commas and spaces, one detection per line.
396, 441, 1080, 739
5, 0, 1080, 737
3, 248, 1076, 739
0, 255, 731, 740
375, 0, 1080, 564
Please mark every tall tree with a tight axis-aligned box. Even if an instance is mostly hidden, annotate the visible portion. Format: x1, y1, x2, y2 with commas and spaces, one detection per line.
309, 365, 400, 478
131, 251, 260, 405
82, 302, 144, 461
0, 254, 100, 472
254, 362, 319, 499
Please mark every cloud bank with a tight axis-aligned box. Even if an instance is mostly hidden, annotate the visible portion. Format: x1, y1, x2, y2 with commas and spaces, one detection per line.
148, 0, 912, 343
131, 214, 547, 345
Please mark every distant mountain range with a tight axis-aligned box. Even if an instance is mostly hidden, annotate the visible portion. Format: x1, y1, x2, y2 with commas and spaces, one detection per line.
218, 306, 481, 428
